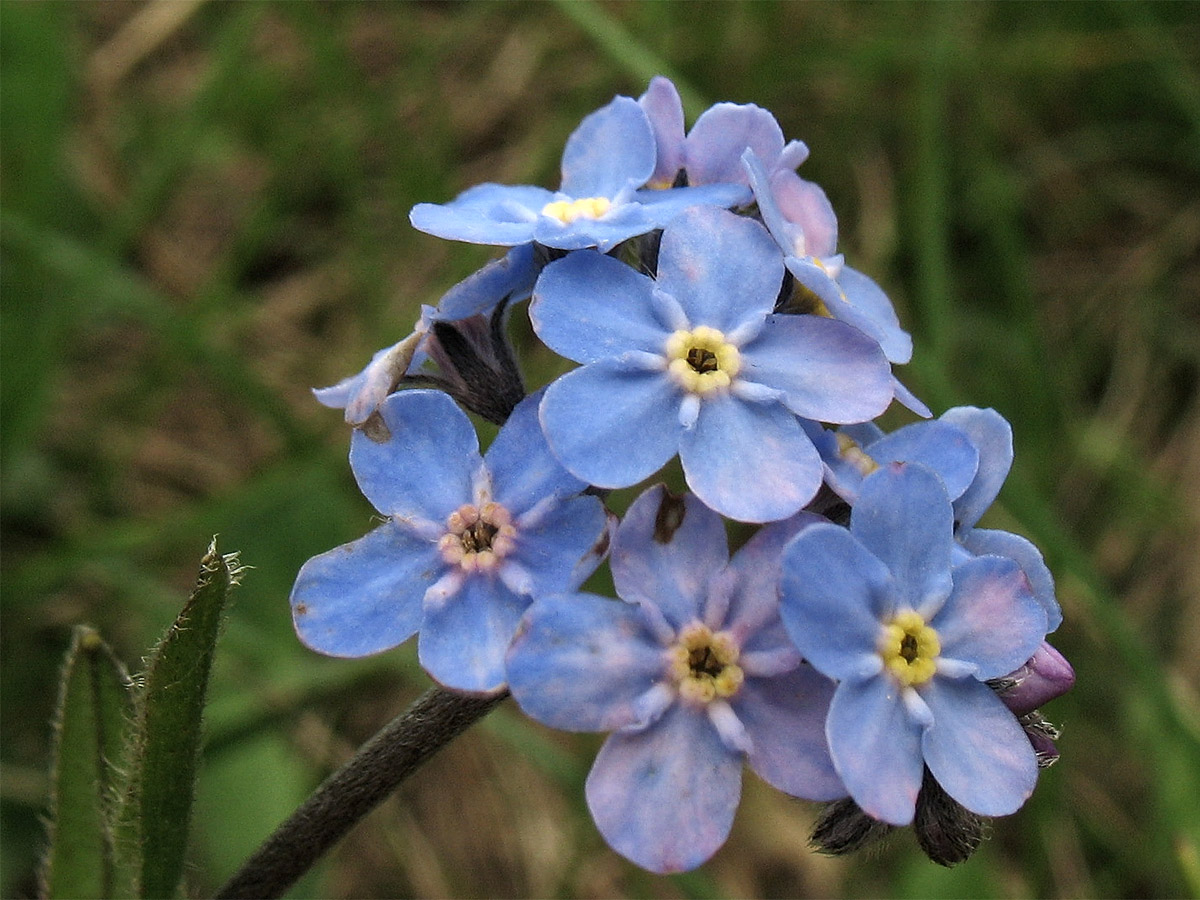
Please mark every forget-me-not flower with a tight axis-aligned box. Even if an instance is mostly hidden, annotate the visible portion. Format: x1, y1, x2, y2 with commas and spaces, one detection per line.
532, 204, 894, 522
778, 463, 1048, 825
506, 485, 844, 873
291, 389, 609, 694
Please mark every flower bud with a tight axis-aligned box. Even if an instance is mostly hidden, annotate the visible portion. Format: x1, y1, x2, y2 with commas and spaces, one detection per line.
994, 641, 1075, 715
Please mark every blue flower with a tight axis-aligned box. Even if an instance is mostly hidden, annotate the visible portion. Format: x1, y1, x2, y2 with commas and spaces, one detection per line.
409, 96, 748, 252
290, 389, 609, 694
637, 76, 811, 188
506, 486, 844, 873
532, 204, 894, 522
778, 463, 1048, 825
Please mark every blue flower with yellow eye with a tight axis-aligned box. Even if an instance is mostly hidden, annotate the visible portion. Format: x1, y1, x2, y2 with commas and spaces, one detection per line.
290, 389, 608, 695
409, 96, 748, 253
506, 485, 845, 873
778, 462, 1048, 826
531, 204, 894, 523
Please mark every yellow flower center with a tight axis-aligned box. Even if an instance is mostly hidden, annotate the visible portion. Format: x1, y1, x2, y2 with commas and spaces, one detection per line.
541, 196, 612, 224
437, 502, 516, 573
878, 610, 941, 687
664, 326, 741, 394
835, 432, 880, 477
668, 623, 744, 704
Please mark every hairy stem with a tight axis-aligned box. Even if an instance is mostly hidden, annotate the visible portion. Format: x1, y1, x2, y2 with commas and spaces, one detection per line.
215, 686, 508, 898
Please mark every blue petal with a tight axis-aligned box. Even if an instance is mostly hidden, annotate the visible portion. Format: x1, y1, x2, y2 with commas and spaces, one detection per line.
409, 183, 553, 246
744, 149, 806, 257
610, 485, 727, 628
638, 76, 686, 186
435, 243, 541, 320
349, 390, 477, 523
530, 251, 662, 363
920, 676, 1039, 817
865, 420, 980, 502
559, 96, 655, 198
586, 703, 742, 873
851, 464, 954, 614
960, 528, 1062, 632
291, 523, 434, 657
734, 666, 845, 800
418, 575, 530, 694
834, 266, 913, 364
779, 524, 893, 679
827, 676, 924, 825
531, 202, 657, 252
632, 182, 753, 222
655, 206, 783, 333
934, 555, 1047, 679
679, 392, 822, 523
506, 592, 667, 732
685, 102, 784, 186
741, 314, 894, 423
511, 494, 610, 595
486, 391, 585, 511
940, 407, 1013, 531
539, 360, 680, 488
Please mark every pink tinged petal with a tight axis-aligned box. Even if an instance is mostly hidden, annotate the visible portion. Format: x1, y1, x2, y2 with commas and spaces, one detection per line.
735, 666, 845, 801
996, 641, 1075, 715
851, 463, 954, 615
506, 592, 669, 732
741, 315, 894, 424
530, 251, 663, 363
827, 675, 924, 825
655, 207, 784, 333
585, 703, 743, 873
638, 76, 686, 185
770, 169, 838, 258
559, 96, 655, 198
743, 149, 805, 257
961, 527, 1062, 632
610, 485, 727, 629
290, 524, 435, 658
538, 360, 680, 489
349, 390, 478, 523
940, 406, 1013, 531
920, 676, 1039, 817
679, 392, 822, 523
934, 555, 1048, 680
684, 102, 785, 186
418, 575, 531, 695
778, 524, 894, 679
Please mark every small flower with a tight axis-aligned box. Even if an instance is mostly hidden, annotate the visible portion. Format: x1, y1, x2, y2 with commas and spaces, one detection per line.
532, 204, 894, 522
409, 96, 748, 253
290, 389, 609, 694
506, 485, 844, 873
778, 462, 1048, 825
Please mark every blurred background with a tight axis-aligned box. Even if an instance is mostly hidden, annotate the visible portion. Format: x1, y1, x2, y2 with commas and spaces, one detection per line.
3, 2, 1198, 897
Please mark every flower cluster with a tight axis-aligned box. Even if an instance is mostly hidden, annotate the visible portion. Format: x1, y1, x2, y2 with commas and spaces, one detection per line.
293, 77, 1073, 872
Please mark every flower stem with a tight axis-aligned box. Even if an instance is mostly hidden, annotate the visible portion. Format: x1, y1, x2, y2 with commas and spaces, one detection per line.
215, 686, 508, 899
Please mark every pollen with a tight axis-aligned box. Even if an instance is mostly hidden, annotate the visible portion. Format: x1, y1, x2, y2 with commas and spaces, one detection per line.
878, 609, 941, 687
664, 326, 741, 395
835, 432, 880, 477
438, 501, 516, 572
668, 623, 744, 704
541, 196, 612, 224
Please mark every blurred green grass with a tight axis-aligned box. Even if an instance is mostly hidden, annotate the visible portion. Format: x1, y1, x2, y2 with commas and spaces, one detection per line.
2, 1, 1198, 897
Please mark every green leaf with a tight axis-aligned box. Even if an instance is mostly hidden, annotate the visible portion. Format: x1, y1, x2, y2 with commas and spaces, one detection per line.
125, 539, 243, 899
41, 626, 134, 900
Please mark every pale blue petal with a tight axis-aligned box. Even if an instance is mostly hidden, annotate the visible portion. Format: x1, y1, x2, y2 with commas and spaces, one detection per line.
486, 391, 585, 511
539, 361, 680, 488
349, 390, 477, 522
735, 666, 845, 800
921, 677, 1039, 816
961, 528, 1062, 631
632, 182, 752, 221
679, 392, 822, 523
741, 314, 893, 424
409, 183, 553, 246
940, 407, 1013, 531
638, 76, 686, 186
934, 555, 1047, 679
655, 206, 783, 332
506, 592, 667, 732
744, 149, 806, 257
586, 703, 742, 873
531, 202, 656, 252
851, 464, 954, 613
865, 420, 980, 502
291, 523, 434, 657
435, 243, 540, 320
560, 96, 655, 198
530, 251, 662, 363
771, 170, 837, 258
685, 102, 784, 186
779, 524, 893, 678
610, 485, 726, 629
723, 512, 824, 643
827, 676, 924, 826
511, 494, 609, 594
418, 576, 530, 694
835, 266, 913, 364
892, 375, 932, 418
